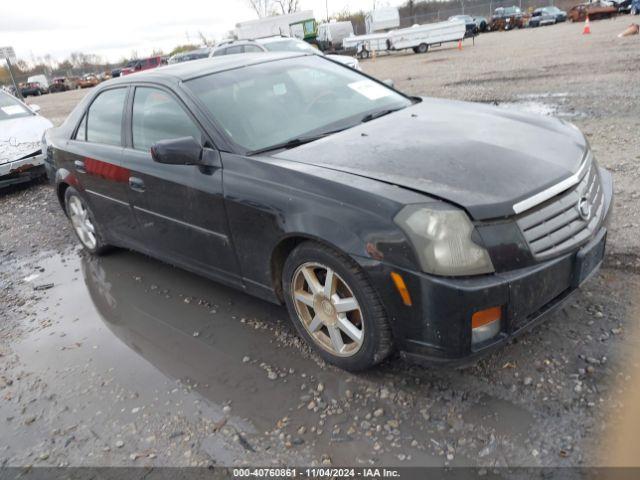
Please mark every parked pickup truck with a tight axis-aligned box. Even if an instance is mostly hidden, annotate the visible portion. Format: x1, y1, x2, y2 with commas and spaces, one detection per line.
567, 1, 618, 21
386, 19, 466, 54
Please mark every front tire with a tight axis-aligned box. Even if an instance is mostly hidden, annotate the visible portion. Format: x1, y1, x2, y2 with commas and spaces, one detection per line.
282, 242, 393, 371
64, 187, 111, 255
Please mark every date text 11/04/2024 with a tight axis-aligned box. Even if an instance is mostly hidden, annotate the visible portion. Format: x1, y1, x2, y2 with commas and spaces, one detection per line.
232, 467, 401, 478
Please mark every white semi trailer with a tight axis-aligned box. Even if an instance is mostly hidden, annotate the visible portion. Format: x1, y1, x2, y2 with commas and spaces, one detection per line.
317, 21, 355, 51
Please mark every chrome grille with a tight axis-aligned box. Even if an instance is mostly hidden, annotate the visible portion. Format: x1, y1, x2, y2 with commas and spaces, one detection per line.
516, 159, 604, 260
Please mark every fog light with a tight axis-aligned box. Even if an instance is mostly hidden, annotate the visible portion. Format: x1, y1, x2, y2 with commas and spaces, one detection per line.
471, 306, 502, 344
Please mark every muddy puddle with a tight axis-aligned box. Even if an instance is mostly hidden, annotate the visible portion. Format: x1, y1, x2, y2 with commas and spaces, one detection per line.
1, 249, 550, 466
3, 250, 443, 466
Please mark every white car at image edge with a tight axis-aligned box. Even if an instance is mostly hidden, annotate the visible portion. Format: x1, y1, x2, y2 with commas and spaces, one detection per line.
0, 90, 53, 188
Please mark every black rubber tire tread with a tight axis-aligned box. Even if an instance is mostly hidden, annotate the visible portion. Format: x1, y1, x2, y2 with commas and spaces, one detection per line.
64, 186, 112, 255
282, 241, 393, 371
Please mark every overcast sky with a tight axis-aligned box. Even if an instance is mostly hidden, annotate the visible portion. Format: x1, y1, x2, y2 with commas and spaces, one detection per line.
0, 0, 404, 64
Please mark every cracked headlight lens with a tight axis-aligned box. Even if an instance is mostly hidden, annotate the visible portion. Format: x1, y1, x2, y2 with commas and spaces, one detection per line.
395, 204, 495, 276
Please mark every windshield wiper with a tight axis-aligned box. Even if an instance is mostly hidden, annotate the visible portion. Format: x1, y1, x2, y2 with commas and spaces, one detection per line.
360, 107, 404, 123
247, 128, 348, 156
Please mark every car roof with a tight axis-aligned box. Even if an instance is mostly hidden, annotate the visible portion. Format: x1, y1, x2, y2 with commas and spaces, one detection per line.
104, 52, 306, 84
255, 36, 301, 44
176, 47, 211, 56
218, 36, 295, 46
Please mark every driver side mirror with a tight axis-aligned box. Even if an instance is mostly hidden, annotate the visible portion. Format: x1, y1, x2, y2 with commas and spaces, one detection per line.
151, 137, 220, 168
30, 104, 41, 113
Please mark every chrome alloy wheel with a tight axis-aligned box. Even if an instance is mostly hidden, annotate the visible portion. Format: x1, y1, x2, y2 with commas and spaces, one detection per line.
68, 195, 97, 250
291, 262, 364, 357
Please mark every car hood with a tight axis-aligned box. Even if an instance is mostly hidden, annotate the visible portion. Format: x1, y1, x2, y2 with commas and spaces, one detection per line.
273, 98, 588, 220
0, 115, 52, 165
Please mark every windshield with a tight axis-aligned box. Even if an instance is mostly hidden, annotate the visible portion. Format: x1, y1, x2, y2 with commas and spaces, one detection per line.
186, 56, 412, 152
261, 39, 318, 54
0, 92, 32, 121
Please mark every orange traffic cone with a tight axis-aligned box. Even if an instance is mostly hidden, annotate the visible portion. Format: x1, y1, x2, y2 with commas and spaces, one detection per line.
583, 16, 591, 34
457, 39, 463, 50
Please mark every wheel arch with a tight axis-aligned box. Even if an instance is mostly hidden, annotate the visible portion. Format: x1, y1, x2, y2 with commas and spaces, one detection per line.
54, 167, 76, 213
56, 182, 70, 211
270, 232, 354, 303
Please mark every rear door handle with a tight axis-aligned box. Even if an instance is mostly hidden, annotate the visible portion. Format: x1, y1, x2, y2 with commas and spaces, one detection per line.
74, 160, 86, 173
128, 176, 145, 192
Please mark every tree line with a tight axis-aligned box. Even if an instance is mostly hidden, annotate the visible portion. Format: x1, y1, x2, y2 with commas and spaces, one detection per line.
0, 44, 201, 85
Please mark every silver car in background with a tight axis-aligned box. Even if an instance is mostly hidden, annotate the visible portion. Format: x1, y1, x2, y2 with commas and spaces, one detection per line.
0, 91, 53, 188
211, 36, 361, 70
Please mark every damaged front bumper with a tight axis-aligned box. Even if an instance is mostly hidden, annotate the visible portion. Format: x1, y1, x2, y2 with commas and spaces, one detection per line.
359, 168, 614, 366
0, 152, 46, 187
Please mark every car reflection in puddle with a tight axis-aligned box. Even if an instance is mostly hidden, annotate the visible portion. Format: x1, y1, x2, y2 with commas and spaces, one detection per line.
77, 250, 448, 465
82, 250, 323, 429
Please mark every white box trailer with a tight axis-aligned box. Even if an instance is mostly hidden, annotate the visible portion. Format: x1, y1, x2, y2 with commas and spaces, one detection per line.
317, 21, 355, 50
365, 7, 400, 33
342, 32, 390, 59
235, 10, 315, 40
387, 19, 466, 54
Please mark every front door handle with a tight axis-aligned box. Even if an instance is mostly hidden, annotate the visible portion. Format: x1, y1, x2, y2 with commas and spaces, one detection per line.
74, 160, 86, 173
128, 176, 145, 192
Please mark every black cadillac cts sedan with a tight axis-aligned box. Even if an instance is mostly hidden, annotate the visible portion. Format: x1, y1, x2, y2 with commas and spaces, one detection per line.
44, 52, 613, 371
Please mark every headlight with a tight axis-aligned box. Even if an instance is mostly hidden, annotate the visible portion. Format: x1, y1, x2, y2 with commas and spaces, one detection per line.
394, 204, 494, 276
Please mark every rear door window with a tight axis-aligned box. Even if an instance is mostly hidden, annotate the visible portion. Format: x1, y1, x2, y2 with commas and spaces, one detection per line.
86, 88, 127, 146
131, 87, 202, 152
74, 114, 87, 141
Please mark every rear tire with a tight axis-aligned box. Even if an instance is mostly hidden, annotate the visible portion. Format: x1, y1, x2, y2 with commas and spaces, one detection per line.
282, 241, 393, 371
64, 187, 111, 255
416, 43, 429, 54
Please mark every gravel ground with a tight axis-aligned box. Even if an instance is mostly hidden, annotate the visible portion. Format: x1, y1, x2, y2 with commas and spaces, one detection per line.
1, 18, 639, 468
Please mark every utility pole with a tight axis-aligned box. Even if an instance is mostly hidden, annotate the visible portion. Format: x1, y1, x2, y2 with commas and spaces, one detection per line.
6, 58, 22, 100
326, 0, 329, 21
1, 46, 22, 100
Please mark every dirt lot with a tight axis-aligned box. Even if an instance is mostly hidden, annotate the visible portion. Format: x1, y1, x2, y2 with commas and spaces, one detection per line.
1, 17, 640, 468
